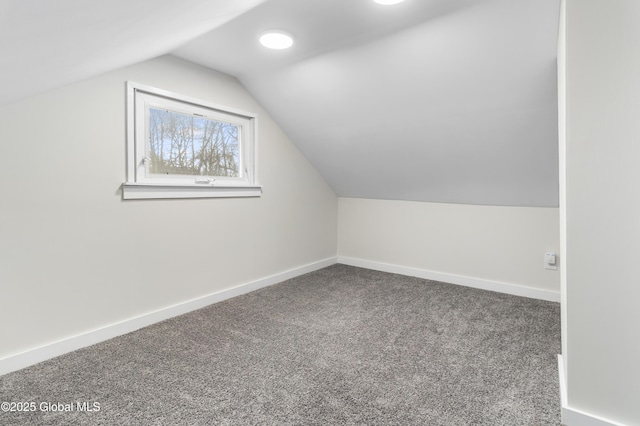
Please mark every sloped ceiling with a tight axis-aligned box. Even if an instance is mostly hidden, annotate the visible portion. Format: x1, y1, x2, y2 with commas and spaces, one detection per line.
0, 0, 267, 106
1, 0, 560, 207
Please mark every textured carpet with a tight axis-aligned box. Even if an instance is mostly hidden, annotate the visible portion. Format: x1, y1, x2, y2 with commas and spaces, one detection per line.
0, 265, 561, 425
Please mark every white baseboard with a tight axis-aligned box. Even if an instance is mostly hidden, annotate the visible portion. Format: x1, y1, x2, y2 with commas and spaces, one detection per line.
558, 355, 628, 426
338, 256, 560, 302
0, 257, 337, 377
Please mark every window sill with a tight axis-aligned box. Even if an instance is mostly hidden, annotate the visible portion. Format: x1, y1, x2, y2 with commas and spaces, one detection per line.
122, 182, 262, 200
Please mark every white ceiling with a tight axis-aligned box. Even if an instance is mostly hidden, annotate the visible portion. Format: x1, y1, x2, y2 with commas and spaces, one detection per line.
0, 0, 267, 106
1, 0, 560, 207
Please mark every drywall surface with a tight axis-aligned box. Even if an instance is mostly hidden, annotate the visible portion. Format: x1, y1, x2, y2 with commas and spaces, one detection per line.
338, 198, 559, 293
557, 0, 568, 374
227, 0, 561, 207
0, 55, 337, 359
565, 0, 640, 424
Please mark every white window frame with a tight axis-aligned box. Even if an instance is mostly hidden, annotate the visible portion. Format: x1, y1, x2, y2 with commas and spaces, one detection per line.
123, 81, 261, 200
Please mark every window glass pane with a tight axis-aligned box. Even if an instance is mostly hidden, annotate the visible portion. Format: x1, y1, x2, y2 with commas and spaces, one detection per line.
147, 107, 240, 178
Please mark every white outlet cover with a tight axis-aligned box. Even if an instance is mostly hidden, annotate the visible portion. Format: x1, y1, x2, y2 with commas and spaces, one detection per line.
544, 253, 558, 270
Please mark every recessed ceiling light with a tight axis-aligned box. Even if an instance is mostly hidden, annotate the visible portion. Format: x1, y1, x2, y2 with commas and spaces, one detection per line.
373, 0, 406, 4
259, 31, 294, 50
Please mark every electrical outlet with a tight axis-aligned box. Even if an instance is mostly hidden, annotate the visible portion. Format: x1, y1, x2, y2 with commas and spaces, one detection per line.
544, 252, 558, 270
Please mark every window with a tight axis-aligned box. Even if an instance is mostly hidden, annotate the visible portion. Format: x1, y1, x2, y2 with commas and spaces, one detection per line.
123, 82, 260, 199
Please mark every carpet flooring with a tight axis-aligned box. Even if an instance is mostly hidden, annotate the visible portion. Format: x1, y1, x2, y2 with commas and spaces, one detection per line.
0, 264, 561, 425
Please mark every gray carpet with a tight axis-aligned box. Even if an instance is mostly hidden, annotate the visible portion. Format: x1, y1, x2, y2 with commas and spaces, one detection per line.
0, 264, 561, 425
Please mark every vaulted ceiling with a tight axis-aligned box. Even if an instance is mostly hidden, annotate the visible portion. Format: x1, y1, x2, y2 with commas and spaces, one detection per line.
0, 0, 560, 207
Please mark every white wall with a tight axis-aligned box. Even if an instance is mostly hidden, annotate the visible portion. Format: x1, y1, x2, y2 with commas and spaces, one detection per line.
338, 198, 560, 298
0, 55, 337, 361
557, 0, 568, 377
564, 0, 640, 424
